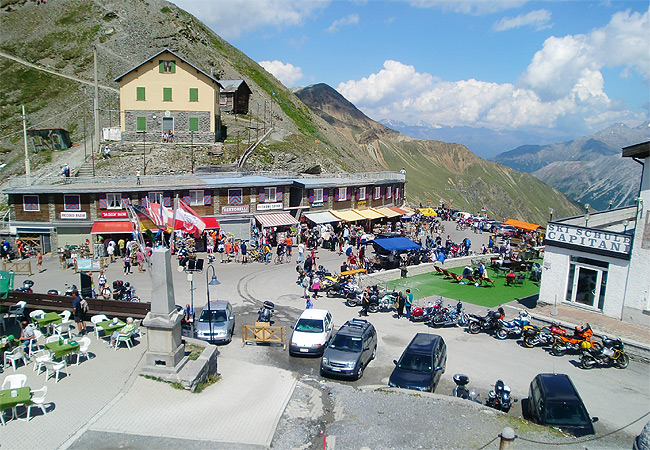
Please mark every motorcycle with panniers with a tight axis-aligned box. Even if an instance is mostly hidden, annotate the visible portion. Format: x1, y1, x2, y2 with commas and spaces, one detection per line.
580, 336, 629, 369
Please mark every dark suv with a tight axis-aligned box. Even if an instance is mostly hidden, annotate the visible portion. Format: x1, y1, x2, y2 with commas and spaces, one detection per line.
320, 318, 377, 380
388, 333, 447, 392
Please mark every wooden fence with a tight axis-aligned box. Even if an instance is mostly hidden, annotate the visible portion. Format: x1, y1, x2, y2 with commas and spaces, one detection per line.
3, 261, 33, 275
242, 322, 286, 349
2, 291, 151, 319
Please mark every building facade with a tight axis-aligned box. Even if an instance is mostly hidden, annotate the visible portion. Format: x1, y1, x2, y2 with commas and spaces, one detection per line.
539, 141, 650, 326
115, 49, 223, 143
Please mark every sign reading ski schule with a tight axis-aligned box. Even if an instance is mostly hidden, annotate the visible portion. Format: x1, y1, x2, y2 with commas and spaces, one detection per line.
545, 223, 632, 259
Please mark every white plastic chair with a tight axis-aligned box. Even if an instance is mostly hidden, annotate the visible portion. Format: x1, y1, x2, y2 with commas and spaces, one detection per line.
25, 386, 48, 421
115, 332, 133, 351
33, 352, 52, 374
42, 359, 68, 383
90, 314, 109, 339
2, 374, 27, 390
8, 301, 26, 323
59, 310, 71, 322
45, 336, 59, 344
29, 310, 46, 321
28, 329, 44, 355
53, 321, 73, 339
74, 337, 91, 365
133, 319, 143, 338
4, 346, 28, 371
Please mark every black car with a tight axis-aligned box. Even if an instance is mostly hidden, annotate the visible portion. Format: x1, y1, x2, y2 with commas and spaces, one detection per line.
388, 333, 447, 392
524, 373, 598, 436
320, 318, 377, 380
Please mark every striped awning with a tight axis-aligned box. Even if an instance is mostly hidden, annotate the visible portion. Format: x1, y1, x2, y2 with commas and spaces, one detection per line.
255, 213, 299, 228
304, 211, 340, 224
330, 209, 366, 222
374, 207, 401, 218
389, 206, 409, 215
353, 208, 386, 220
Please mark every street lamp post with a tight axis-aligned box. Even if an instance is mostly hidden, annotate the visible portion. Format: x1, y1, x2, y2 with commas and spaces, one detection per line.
584, 203, 590, 227
206, 264, 220, 343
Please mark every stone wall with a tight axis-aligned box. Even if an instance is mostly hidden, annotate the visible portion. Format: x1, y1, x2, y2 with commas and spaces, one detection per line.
123, 110, 215, 143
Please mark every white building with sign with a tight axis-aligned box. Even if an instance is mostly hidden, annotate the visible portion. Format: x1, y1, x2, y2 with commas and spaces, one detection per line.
540, 141, 649, 325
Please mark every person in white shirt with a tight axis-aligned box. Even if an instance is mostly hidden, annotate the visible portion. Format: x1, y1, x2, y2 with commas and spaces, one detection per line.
297, 242, 305, 263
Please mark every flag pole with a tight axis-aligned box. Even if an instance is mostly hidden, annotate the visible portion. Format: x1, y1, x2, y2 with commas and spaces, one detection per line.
170, 194, 179, 253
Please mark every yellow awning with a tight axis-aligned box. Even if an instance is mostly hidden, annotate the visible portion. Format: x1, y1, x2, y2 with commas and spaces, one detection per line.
330, 209, 366, 222
375, 207, 401, 218
416, 207, 437, 217
353, 208, 386, 220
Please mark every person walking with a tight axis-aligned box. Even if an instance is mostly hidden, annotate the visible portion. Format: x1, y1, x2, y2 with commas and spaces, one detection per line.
136, 250, 145, 272
135, 168, 141, 185
36, 250, 43, 272
311, 276, 321, 299
397, 291, 405, 319
240, 240, 247, 263
296, 242, 305, 264
301, 274, 311, 299
123, 254, 132, 275
405, 289, 414, 319
118, 238, 125, 257
72, 289, 88, 336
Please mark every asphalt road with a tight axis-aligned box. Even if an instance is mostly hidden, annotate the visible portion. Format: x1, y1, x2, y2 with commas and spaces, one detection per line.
15, 221, 649, 444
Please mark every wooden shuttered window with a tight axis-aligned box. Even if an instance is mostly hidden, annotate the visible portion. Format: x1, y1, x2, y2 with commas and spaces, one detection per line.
163, 88, 172, 101
189, 88, 198, 102
159, 60, 176, 73
136, 87, 145, 101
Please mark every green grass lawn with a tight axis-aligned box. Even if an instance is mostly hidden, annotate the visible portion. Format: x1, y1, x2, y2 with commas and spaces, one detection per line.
384, 265, 540, 308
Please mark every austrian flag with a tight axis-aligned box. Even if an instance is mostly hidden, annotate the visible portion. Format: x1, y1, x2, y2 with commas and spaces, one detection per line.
176, 199, 206, 238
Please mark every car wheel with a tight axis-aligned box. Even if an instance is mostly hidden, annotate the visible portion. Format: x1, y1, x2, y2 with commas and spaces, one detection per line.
356, 364, 364, 380
371, 346, 377, 360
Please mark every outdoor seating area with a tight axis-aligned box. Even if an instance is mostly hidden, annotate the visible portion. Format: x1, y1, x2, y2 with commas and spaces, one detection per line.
0, 301, 143, 426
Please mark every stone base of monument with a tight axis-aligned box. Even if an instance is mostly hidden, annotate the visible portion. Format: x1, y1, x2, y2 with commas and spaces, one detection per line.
140, 310, 188, 381
177, 337, 219, 392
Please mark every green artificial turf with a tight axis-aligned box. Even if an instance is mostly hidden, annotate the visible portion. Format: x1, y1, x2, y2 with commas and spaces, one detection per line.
384, 265, 540, 308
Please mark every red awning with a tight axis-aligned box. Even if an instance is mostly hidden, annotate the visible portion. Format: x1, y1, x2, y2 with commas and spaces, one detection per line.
389, 206, 409, 215
91, 221, 133, 234
202, 217, 220, 229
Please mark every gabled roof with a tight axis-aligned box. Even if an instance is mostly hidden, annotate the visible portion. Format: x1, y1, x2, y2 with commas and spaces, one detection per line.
114, 48, 222, 88
219, 79, 251, 94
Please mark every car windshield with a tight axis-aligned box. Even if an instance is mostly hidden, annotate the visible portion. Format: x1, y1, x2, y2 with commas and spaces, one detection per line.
295, 318, 324, 333
199, 309, 227, 323
397, 353, 433, 372
329, 334, 362, 352
545, 402, 590, 426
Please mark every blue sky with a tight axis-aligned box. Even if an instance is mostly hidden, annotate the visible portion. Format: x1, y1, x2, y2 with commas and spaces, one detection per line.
171, 0, 649, 140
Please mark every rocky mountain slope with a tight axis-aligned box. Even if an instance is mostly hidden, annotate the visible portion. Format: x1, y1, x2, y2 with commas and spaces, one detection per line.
492, 123, 650, 210
0, 0, 581, 224
295, 84, 581, 224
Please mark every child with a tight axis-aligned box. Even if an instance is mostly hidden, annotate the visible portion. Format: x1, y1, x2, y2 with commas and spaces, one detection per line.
306, 297, 313, 309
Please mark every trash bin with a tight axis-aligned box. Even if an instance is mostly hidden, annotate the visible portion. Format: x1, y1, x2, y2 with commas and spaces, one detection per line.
400, 267, 408, 278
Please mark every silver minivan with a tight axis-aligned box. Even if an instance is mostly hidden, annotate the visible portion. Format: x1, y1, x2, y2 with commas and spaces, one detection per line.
194, 300, 235, 344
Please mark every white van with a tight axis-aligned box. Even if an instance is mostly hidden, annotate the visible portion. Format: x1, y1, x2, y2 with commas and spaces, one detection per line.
289, 309, 333, 356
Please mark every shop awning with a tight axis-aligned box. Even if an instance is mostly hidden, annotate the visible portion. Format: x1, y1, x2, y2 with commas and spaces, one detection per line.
90, 221, 133, 234
374, 207, 402, 218
330, 209, 366, 222
373, 237, 421, 252
303, 211, 340, 224
255, 213, 299, 228
400, 206, 416, 213
202, 217, 220, 229
353, 208, 386, 220
416, 207, 438, 217
389, 206, 409, 215
504, 218, 542, 231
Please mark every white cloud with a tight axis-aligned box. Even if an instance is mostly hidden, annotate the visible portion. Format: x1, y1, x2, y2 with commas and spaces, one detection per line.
326, 13, 360, 33
520, 7, 650, 101
406, 0, 528, 15
258, 60, 304, 87
336, 59, 645, 134
493, 9, 551, 31
170, 0, 329, 40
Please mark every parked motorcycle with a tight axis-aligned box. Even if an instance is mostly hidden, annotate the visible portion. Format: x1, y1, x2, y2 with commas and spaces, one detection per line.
522, 324, 556, 348
411, 297, 444, 323
580, 336, 629, 369
467, 307, 505, 334
495, 311, 531, 340
551, 323, 600, 356
257, 301, 275, 323
432, 301, 468, 327
377, 290, 398, 312
485, 379, 516, 413
65, 284, 78, 296
345, 285, 380, 312
14, 279, 34, 293
112, 280, 140, 302
452, 374, 480, 403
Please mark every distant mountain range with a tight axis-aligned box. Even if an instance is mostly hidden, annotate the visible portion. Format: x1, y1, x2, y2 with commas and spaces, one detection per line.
491, 122, 650, 211
378, 119, 572, 159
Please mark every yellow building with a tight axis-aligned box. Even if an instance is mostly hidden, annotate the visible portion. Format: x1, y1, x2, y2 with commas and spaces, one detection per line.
115, 49, 223, 143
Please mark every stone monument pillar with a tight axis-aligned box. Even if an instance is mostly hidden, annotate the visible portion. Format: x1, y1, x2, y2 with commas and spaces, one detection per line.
141, 248, 187, 380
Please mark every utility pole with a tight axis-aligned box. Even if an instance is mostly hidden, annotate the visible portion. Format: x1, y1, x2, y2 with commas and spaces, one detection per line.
256, 103, 260, 141
93, 45, 100, 168
21, 105, 30, 185
264, 100, 267, 134
191, 131, 194, 173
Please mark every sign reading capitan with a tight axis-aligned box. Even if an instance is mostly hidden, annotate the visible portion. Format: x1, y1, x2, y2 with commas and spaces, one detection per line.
544, 223, 632, 259
101, 210, 128, 218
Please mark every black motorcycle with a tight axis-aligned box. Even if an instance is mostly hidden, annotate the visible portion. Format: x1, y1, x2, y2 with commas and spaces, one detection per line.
432, 301, 468, 327
452, 374, 480, 403
522, 325, 556, 348
580, 336, 629, 369
467, 307, 505, 334
257, 301, 275, 324
485, 379, 516, 413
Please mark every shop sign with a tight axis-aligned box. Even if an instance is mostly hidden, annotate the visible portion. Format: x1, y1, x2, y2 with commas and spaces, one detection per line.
544, 223, 632, 259
357, 201, 367, 207
222, 205, 249, 214
311, 202, 324, 208
60, 211, 87, 219
256, 202, 283, 211
101, 210, 128, 218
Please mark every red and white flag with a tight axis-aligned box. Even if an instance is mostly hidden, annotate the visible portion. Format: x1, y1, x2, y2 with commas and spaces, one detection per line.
175, 199, 206, 238
147, 201, 174, 230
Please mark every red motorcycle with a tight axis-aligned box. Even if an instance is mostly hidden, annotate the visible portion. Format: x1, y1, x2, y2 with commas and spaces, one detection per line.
410, 297, 444, 323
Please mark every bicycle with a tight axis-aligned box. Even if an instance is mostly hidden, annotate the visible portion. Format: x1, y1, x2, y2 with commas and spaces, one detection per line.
274, 252, 285, 264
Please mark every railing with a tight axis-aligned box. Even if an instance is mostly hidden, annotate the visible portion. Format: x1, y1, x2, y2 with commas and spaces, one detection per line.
241, 322, 286, 349
2, 291, 151, 319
